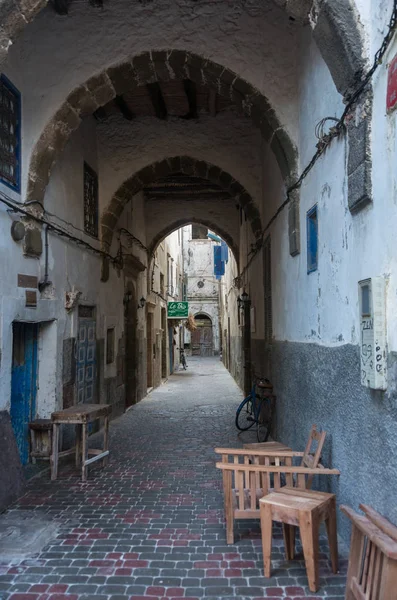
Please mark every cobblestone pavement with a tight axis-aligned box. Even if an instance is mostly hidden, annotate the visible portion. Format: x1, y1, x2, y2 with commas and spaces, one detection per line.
0, 357, 347, 600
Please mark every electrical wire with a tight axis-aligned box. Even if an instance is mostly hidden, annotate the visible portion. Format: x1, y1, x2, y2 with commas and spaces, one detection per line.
0, 190, 121, 265
118, 227, 148, 251
234, 1, 397, 288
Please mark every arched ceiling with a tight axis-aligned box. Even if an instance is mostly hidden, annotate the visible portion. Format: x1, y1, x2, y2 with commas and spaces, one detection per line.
102, 157, 257, 261
27, 50, 298, 205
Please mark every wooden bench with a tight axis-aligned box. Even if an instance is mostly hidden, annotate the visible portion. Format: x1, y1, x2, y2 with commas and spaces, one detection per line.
341, 503, 397, 599
51, 404, 111, 482
215, 447, 340, 544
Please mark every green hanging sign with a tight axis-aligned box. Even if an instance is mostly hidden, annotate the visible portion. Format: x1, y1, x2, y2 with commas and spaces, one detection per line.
168, 301, 189, 318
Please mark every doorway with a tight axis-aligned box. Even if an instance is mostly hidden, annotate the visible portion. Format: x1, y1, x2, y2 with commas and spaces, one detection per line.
168, 325, 174, 374
147, 312, 154, 388
161, 307, 167, 379
125, 282, 137, 407
10, 322, 38, 465
191, 314, 214, 356
76, 306, 96, 404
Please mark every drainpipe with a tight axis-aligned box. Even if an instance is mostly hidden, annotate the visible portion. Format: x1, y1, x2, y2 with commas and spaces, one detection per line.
243, 296, 251, 396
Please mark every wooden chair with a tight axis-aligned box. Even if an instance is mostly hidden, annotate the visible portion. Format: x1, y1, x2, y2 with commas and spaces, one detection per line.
244, 424, 326, 488
341, 503, 397, 599
215, 447, 340, 544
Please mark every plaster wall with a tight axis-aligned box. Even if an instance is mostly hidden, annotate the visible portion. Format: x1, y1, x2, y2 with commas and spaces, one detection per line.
98, 113, 263, 209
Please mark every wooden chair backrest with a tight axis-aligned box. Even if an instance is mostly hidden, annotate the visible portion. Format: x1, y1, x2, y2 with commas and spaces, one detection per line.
341, 504, 397, 599
215, 448, 339, 514
301, 425, 326, 488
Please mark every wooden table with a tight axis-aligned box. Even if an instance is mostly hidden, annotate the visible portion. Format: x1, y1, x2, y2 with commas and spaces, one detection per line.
50, 404, 111, 482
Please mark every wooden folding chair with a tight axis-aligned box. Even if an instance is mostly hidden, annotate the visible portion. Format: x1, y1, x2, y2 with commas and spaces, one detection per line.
244, 425, 326, 488
215, 447, 339, 544
341, 503, 397, 599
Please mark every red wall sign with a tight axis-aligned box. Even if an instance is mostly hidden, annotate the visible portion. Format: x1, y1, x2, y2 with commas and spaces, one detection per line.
387, 54, 397, 112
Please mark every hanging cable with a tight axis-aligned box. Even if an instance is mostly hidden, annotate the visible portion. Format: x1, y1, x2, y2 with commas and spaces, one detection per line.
0, 191, 120, 265
118, 227, 147, 251
234, 1, 397, 288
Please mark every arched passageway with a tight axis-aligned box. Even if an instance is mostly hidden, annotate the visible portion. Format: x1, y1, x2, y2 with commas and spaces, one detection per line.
191, 313, 214, 357
1, 0, 395, 556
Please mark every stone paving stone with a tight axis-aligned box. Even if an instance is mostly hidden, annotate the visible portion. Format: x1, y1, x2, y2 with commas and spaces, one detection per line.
0, 358, 348, 600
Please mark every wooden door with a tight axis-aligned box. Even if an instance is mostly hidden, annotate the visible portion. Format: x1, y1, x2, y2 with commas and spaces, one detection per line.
147, 313, 154, 387
77, 311, 96, 405
10, 322, 38, 464
192, 324, 213, 356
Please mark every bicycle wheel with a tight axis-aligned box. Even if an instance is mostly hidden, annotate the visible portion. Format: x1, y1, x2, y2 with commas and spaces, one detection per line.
257, 397, 272, 442
235, 395, 257, 431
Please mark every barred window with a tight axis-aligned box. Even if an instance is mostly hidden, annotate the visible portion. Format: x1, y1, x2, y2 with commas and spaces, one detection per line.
0, 76, 21, 191
84, 162, 98, 237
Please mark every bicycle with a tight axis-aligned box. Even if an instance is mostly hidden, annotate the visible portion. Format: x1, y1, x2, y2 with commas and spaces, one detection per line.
180, 349, 188, 370
235, 376, 273, 442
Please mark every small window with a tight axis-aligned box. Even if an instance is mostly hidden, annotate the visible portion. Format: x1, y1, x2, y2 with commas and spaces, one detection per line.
106, 328, 115, 364
307, 205, 318, 273
192, 224, 208, 239
160, 272, 165, 297
361, 284, 371, 317
0, 75, 21, 191
84, 162, 98, 237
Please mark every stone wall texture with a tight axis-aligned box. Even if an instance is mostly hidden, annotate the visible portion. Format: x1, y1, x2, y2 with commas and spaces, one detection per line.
271, 341, 397, 541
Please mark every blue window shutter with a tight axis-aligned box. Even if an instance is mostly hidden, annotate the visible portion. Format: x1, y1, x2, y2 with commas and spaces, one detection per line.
214, 246, 225, 278
307, 205, 318, 273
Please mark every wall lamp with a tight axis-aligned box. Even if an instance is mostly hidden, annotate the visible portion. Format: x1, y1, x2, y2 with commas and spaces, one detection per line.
237, 291, 250, 310
123, 290, 132, 306
138, 296, 146, 309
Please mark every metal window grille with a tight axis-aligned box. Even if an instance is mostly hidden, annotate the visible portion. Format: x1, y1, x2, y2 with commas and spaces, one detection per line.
263, 236, 272, 342
84, 162, 98, 237
0, 76, 20, 190
106, 328, 115, 364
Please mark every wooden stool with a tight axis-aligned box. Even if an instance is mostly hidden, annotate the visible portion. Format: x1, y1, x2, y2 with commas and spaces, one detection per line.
29, 419, 52, 463
260, 487, 338, 592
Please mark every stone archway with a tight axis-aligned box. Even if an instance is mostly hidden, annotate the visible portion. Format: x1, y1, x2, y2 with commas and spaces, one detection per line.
26, 50, 298, 205
101, 156, 259, 257
149, 218, 240, 269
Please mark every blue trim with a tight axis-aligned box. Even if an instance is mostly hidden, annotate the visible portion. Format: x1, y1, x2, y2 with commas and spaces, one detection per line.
306, 204, 318, 274
0, 74, 21, 193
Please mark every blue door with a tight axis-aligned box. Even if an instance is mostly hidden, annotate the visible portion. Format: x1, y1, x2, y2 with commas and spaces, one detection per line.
76, 318, 96, 404
11, 322, 38, 465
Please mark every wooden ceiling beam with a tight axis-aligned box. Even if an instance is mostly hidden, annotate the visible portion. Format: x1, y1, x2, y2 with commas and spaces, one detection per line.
181, 79, 198, 119
51, 0, 69, 14
114, 95, 135, 121
146, 83, 167, 120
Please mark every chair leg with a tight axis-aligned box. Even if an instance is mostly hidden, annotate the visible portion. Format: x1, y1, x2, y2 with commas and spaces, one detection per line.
325, 497, 338, 574
223, 470, 234, 544
299, 511, 319, 593
283, 524, 295, 560
260, 503, 273, 578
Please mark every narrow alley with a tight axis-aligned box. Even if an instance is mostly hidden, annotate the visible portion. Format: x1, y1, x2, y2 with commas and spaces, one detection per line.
0, 358, 347, 600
